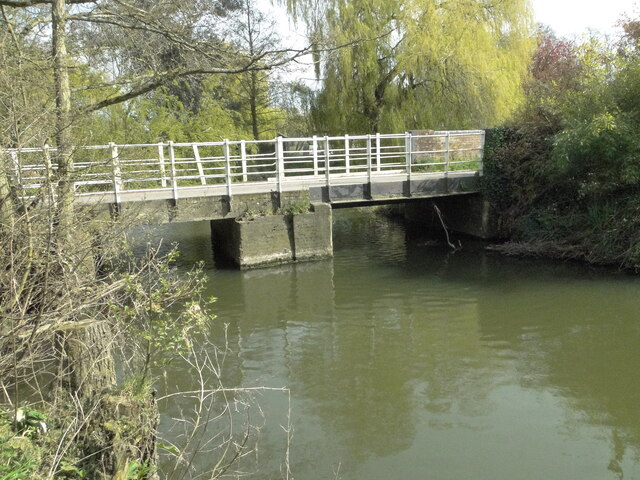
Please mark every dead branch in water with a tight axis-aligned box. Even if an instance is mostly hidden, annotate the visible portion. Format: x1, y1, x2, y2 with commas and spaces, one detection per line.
433, 204, 461, 252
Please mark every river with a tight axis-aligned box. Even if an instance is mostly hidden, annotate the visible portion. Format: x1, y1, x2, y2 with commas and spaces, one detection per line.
149, 208, 640, 480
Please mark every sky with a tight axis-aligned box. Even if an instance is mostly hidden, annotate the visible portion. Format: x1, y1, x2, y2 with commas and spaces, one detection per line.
272, 0, 640, 39
269, 0, 640, 84
533, 0, 639, 37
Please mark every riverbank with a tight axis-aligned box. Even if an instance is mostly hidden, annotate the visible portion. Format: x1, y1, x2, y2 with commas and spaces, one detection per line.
479, 126, 640, 272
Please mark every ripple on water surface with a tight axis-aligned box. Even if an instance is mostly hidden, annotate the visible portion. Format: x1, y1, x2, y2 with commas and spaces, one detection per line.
153, 209, 640, 480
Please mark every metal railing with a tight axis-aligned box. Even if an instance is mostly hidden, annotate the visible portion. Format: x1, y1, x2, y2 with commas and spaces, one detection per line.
4, 130, 485, 204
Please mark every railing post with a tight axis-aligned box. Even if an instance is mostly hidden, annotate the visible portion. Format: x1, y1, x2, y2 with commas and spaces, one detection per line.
276, 136, 284, 196
344, 134, 350, 174
42, 144, 55, 201
224, 139, 232, 199
312, 135, 319, 176
193, 144, 207, 185
375, 132, 381, 172
479, 130, 486, 176
240, 140, 248, 182
405, 132, 412, 193
366, 134, 372, 187
444, 131, 451, 175
109, 142, 122, 205
168, 140, 178, 201
324, 136, 330, 188
158, 142, 167, 188
9, 151, 20, 185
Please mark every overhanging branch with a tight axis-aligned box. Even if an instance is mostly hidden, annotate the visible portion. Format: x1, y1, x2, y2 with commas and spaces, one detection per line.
79, 36, 381, 113
0, 0, 89, 6
82, 51, 309, 112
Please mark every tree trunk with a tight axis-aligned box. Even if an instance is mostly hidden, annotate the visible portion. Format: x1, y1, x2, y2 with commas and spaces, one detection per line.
52, 0, 74, 239
51, 0, 117, 397
363, 63, 399, 133
0, 168, 15, 231
50, 10, 157, 480
250, 71, 260, 140
56, 322, 117, 396
245, 1, 260, 141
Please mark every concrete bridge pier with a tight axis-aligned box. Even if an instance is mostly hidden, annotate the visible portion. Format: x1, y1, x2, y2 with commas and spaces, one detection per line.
403, 193, 497, 240
211, 203, 333, 269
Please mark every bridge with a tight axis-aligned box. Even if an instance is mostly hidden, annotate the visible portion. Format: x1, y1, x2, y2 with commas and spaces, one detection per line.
7, 130, 490, 268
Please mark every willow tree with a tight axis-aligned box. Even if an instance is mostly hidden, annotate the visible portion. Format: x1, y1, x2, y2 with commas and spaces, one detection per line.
288, 0, 535, 133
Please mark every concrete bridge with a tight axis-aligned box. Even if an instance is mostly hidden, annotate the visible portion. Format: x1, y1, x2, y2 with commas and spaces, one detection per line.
9, 130, 491, 268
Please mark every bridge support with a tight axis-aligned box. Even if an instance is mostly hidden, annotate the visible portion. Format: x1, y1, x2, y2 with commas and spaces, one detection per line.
403, 193, 497, 239
210, 203, 332, 269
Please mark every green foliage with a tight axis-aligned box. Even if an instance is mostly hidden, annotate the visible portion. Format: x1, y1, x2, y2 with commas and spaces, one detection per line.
0, 451, 35, 480
55, 461, 86, 479
0, 414, 36, 480
295, 0, 534, 134
109, 245, 216, 384
126, 460, 153, 480
13, 409, 46, 439
157, 442, 180, 456
553, 112, 640, 197
481, 126, 558, 236
484, 26, 640, 268
549, 39, 640, 201
281, 198, 312, 216
78, 74, 290, 145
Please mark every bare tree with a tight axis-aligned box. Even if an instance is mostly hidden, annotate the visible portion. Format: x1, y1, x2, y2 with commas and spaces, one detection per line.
233, 0, 281, 139
0, 1, 370, 476
0, 2, 308, 477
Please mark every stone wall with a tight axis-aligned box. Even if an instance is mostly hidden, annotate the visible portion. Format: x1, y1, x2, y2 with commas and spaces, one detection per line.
292, 203, 333, 261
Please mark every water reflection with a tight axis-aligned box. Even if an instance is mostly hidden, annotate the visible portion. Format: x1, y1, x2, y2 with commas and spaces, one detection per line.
146, 210, 640, 479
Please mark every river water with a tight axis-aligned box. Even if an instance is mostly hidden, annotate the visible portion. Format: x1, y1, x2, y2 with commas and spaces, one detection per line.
152, 208, 640, 480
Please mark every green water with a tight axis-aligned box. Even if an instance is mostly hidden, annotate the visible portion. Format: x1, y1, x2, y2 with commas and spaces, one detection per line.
154, 209, 640, 480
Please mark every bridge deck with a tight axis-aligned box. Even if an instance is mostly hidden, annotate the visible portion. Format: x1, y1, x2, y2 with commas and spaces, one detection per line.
6, 130, 485, 207
73, 170, 479, 205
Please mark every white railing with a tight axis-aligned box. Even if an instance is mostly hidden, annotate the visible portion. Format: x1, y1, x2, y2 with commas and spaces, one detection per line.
4, 130, 485, 204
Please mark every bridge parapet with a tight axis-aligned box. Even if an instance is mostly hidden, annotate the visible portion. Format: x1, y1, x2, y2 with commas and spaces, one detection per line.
4, 130, 485, 208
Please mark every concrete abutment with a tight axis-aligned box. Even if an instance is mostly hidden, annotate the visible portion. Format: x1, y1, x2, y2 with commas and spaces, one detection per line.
402, 193, 497, 239
210, 203, 333, 269
80, 185, 493, 268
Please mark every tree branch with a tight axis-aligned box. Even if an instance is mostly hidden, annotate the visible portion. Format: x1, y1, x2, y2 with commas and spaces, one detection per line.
82, 51, 308, 112
77, 36, 379, 114
0, 0, 88, 6
68, 13, 224, 61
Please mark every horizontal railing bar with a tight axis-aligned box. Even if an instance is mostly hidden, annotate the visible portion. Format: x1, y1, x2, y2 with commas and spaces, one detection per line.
3, 133, 484, 152
6, 130, 484, 203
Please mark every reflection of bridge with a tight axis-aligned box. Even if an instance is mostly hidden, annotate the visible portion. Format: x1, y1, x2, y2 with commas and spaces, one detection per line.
10, 130, 484, 207
8, 130, 489, 268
